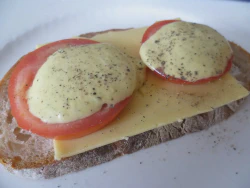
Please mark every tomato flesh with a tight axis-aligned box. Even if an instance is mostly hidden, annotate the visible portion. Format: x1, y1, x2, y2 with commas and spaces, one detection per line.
8, 39, 131, 139
141, 20, 232, 84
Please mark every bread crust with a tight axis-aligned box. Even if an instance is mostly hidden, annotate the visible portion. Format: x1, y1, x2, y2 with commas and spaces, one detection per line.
0, 29, 249, 179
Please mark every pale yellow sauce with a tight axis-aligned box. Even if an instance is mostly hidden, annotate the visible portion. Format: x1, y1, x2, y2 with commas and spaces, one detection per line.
27, 43, 139, 123
140, 21, 232, 82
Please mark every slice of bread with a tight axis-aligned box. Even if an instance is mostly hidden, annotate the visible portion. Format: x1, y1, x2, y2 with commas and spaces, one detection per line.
0, 29, 249, 179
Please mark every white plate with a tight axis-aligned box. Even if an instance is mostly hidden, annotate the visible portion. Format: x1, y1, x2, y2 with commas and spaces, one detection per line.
0, 0, 250, 188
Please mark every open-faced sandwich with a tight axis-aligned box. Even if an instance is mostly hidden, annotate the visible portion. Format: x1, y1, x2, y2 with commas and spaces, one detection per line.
0, 20, 249, 179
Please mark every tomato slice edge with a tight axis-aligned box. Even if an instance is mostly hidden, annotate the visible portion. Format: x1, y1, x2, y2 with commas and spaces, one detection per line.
152, 56, 233, 85
141, 20, 179, 44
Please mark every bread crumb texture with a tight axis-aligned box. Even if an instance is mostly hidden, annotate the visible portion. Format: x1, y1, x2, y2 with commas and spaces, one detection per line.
0, 68, 54, 169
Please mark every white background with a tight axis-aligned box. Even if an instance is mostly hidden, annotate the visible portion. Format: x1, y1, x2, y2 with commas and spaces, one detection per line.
0, 0, 250, 188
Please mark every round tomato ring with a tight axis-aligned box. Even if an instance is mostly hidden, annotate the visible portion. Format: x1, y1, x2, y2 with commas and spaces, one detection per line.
141, 20, 233, 85
8, 39, 132, 140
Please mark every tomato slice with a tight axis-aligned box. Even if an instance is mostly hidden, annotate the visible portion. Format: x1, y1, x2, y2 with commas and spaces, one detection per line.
8, 39, 131, 140
141, 20, 232, 85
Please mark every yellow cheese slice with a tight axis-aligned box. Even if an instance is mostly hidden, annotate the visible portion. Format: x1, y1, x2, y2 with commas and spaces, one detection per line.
54, 27, 249, 160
